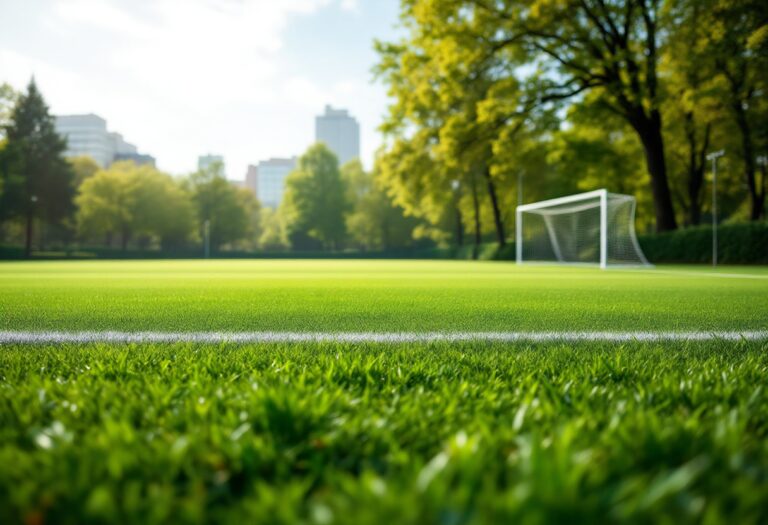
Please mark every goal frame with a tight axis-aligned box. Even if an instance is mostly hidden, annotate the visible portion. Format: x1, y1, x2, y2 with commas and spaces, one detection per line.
515, 189, 650, 269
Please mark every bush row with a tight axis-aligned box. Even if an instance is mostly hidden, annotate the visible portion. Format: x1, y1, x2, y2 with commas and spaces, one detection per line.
638, 222, 768, 264
2, 222, 764, 264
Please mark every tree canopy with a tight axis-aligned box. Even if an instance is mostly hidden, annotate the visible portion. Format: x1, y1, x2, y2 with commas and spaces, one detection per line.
0, 79, 74, 255
282, 143, 348, 250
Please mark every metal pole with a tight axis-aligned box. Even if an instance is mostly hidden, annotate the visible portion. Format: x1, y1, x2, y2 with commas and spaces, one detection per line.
706, 150, 725, 267
204, 220, 210, 259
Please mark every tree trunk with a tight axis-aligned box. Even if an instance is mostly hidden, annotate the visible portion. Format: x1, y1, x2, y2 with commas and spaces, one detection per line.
684, 114, 710, 226
470, 175, 481, 260
25, 211, 33, 258
455, 208, 464, 247
483, 166, 506, 247
121, 227, 129, 251
732, 100, 763, 220
632, 111, 678, 232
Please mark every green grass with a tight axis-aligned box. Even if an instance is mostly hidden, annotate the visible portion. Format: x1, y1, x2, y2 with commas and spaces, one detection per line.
1, 260, 768, 523
1, 342, 767, 524
1, 260, 767, 332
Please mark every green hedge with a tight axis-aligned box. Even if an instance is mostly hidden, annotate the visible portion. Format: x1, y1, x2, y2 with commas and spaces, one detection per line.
638, 222, 768, 264
4, 223, 763, 264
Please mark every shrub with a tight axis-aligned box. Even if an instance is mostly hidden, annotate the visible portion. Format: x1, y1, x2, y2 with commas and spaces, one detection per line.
638, 222, 768, 264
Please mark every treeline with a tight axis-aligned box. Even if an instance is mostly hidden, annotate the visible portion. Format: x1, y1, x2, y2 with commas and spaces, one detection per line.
0, 81, 422, 255
373, 0, 767, 250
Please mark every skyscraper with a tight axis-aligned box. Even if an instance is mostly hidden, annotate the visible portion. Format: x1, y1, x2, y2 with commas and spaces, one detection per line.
55, 114, 154, 167
315, 105, 360, 166
256, 157, 297, 208
55, 114, 115, 167
244, 165, 259, 196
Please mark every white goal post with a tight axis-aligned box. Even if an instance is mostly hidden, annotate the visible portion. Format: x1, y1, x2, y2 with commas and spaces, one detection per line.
515, 189, 651, 268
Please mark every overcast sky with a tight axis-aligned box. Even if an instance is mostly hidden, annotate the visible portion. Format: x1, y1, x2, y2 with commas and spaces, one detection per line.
0, 0, 401, 177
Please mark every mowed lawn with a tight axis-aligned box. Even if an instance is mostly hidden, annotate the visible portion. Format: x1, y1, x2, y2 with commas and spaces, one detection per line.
1, 259, 767, 332
1, 260, 768, 524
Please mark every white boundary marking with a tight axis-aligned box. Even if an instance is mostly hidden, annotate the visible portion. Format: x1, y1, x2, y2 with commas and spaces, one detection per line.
1, 330, 767, 344
619, 269, 768, 280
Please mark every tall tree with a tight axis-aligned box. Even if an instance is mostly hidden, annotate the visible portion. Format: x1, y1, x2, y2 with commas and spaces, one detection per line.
282, 144, 348, 250
706, 0, 768, 220
68, 156, 101, 188
432, 0, 677, 231
0, 83, 19, 139
189, 161, 249, 251
0, 79, 74, 256
76, 161, 195, 250
342, 159, 418, 251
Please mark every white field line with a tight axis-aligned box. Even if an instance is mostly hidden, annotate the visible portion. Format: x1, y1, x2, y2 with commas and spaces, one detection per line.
618, 268, 768, 280
0, 330, 767, 344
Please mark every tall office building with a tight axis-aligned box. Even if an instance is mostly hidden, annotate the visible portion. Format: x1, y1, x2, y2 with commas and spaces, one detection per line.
55, 114, 154, 167
256, 157, 297, 208
198, 154, 225, 174
244, 165, 259, 196
315, 105, 360, 166
55, 114, 114, 167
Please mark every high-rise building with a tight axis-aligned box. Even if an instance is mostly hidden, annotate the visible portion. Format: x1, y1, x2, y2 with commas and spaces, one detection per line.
55, 114, 114, 167
114, 152, 156, 167
256, 157, 297, 208
244, 165, 259, 196
315, 105, 360, 166
198, 154, 225, 174
55, 113, 153, 168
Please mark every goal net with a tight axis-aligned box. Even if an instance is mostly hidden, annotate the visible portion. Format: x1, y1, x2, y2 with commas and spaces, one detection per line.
515, 189, 651, 268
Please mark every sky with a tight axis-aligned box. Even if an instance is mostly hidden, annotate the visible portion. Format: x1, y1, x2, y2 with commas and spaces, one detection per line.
0, 0, 402, 178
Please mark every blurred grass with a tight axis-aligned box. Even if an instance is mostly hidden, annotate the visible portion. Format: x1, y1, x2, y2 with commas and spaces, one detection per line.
1, 260, 767, 332
1, 341, 767, 524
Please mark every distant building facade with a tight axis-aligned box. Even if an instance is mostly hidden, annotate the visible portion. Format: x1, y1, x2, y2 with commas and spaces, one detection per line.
197, 154, 225, 174
315, 105, 360, 166
55, 114, 113, 167
256, 157, 297, 208
55, 113, 154, 168
114, 152, 156, 167
244, 164, 259, 196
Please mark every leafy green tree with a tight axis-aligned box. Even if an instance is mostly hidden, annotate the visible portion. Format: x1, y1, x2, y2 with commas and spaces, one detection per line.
231, 188, 261, 250
258, 207, 288, 250
375, 10, 520, 252
189, 161, 249, 250
282, 144, 348, 250
131, 165, 196, 249
76, 161, 195, 250
703, 0, 768, 219
76, 163, 137, 249
0, 79, 74, 256
380, 0, 686, 231
0, 83, 19, 140
343, 159, 418, 251
68, 156, 101, 189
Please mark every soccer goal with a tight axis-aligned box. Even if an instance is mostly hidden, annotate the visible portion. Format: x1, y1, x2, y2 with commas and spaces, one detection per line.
515, 189, 651, 268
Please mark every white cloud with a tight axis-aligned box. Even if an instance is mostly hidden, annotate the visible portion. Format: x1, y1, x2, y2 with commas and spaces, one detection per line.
340, 0, 359, 12
0, 0, 393, 176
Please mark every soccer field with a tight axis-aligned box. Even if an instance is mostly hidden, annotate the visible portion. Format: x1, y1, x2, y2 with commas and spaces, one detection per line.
1, 260, 767, 334
1, 260, 767, 523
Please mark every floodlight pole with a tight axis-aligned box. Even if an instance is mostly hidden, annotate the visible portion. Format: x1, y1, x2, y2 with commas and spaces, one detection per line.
203, 220, 210, 259
706, 150, 725, 267
515, 207, 522, 264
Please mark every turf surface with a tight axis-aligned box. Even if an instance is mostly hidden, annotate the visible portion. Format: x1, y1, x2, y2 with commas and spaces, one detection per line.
1, 260, 767, 332
1, 342, 767, 524
1, 260, 767, 524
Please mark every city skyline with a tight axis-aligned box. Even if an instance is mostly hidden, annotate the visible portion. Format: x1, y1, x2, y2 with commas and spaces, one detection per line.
0, 0, 401, 176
